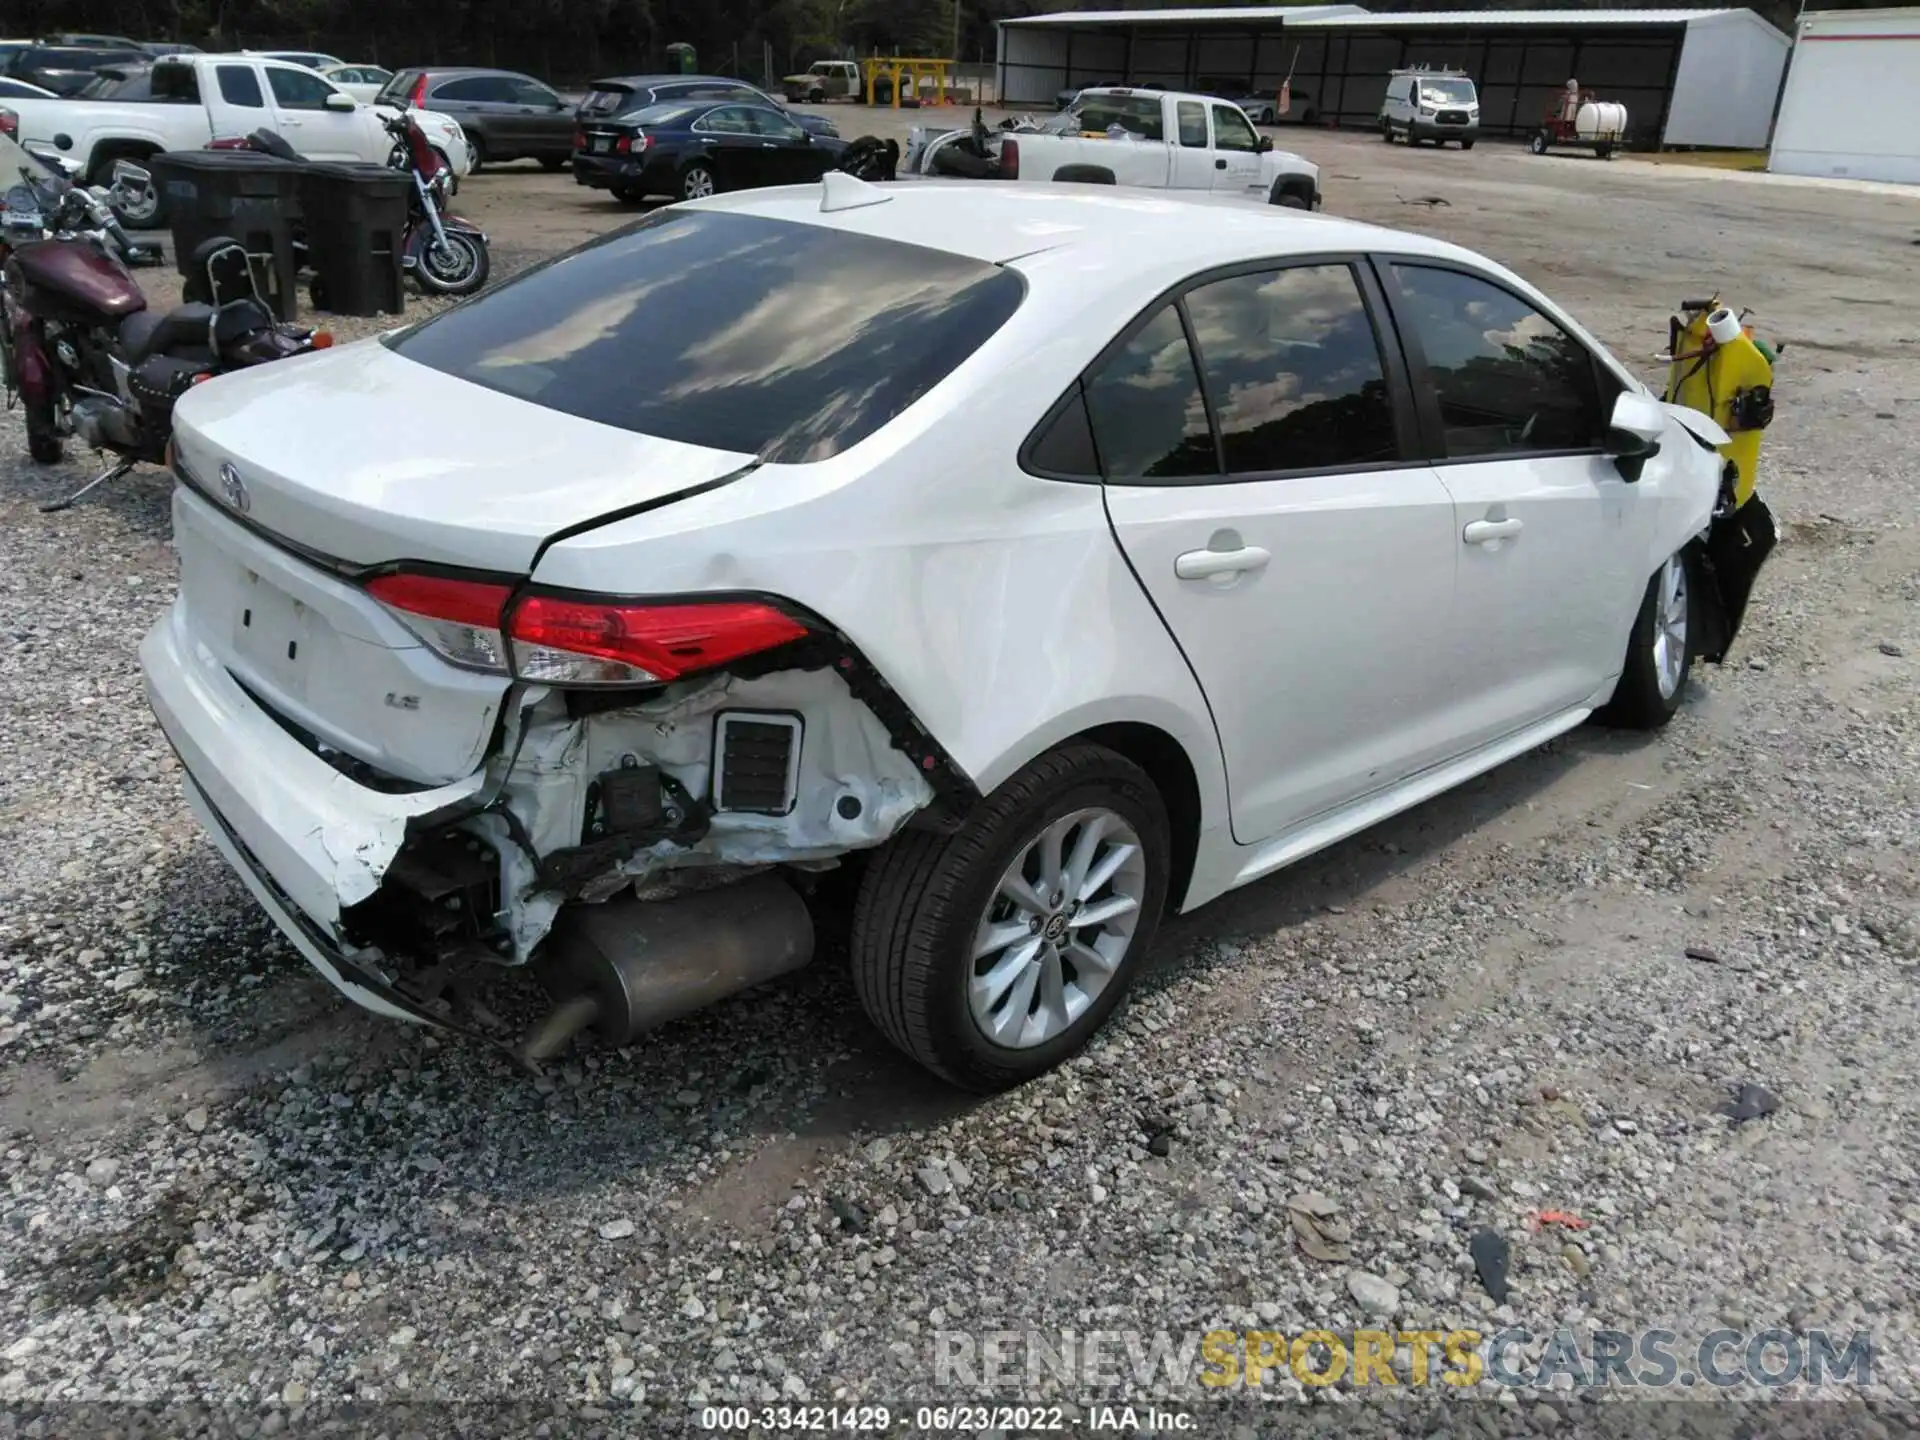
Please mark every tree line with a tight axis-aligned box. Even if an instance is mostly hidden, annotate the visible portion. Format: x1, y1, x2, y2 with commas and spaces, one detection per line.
7, 0, 1872, 84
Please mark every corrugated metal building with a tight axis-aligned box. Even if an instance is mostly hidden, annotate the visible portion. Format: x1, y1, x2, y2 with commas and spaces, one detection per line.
997, 5, 1790, 148
1770, 7, 1920, 182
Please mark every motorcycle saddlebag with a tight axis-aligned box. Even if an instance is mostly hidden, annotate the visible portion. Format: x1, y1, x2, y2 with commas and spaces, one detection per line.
128, 355, 209, 428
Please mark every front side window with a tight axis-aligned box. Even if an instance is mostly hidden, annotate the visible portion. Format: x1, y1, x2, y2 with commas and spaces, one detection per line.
1211, 104, 1259, 152
267, 67, 335, 110
1082, 305, 1216, 479
389, 210, 1025, 465
506, 76, 561, 107
746, 107, 805, 141
217, 64, 264, 108
1389, 263, 1604, 458
1183, 265, 1399, 474
697, 106, 756, 135
1176, 100, 1207, 149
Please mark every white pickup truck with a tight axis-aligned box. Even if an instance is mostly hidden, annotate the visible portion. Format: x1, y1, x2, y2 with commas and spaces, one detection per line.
953, 87, 1320, 209
4, 53, 471, 225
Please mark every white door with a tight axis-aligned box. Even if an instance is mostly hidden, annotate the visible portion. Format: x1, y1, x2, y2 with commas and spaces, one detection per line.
1087, 264, 1462, 843
264, 66, 363, 160
1381, 260, 1640, 747
1208, 102, 1264, 197
1168, 98, 1216, 189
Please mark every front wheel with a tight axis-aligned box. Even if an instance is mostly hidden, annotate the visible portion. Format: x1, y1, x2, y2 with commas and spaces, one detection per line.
1598, 550, 1696, 729
808, 88, 825, 104
849, 742, 1170, 1092
409, 229, 490, 296
1460, 139, 1475, 150
610, 181, 647, 204
24, 397, 63, 464
1381, 122, 1395, 142
679, 162, 717, 201
465, 136, 487, 173
540, 156, 566, 172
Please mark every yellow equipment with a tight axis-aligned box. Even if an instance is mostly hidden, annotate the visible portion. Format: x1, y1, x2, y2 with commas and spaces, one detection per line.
1661, 296, 1779, 664
1663, 297, 1775, 510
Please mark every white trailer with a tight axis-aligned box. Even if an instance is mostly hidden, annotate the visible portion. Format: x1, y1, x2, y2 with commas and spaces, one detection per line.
1770, 7, 1920, 184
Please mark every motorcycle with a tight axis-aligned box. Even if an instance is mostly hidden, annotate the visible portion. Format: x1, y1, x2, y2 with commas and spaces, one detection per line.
381, 109, 489, 297
0, 159, 325, 511
211, 115, 489, 300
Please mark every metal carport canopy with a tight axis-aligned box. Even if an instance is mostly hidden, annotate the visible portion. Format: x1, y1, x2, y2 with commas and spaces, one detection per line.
998, 6, 1787, 147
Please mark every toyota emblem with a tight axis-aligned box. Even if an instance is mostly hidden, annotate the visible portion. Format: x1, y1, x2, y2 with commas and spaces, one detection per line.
218, 461, 250, 513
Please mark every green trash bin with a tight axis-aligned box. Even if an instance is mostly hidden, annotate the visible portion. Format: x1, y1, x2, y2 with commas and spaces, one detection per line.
665, 42, 696, 74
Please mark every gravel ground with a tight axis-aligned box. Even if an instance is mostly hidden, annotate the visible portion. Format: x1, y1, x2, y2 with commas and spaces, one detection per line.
0, 134, 1915, 1434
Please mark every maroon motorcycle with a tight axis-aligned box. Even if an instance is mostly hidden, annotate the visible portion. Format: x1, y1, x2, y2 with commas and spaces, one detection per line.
0, 159, 324, 511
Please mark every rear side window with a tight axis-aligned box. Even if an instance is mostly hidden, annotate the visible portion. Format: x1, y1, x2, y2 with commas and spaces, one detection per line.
150, 63, 198, 103
1182, 265, 1399, 474
1176, 101, 1207, 148
1389, 263, 1604, 458
1082, 305, 1216, 479
580, 87, 632, 115
217, 65, 264, 108
389, 210, 1025, 464
433, 77, 499, 102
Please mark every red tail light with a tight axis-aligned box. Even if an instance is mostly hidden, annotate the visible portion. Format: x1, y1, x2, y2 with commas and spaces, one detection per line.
207, 135, 249, 150
573, 129, 587, 150
509, 597, 809, 687
0, 109, 17, 141
364, 573, 810, 686
410, 73, 429, 109
614, 133, 649, 155
999, 138, 1019, 179
367, 572, 514, 672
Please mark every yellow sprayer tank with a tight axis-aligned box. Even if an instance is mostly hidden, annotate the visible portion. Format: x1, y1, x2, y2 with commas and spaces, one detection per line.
1664, 302, 1773, 509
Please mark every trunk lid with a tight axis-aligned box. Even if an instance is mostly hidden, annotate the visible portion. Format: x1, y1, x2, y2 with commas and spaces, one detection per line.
171, 339, 756, 573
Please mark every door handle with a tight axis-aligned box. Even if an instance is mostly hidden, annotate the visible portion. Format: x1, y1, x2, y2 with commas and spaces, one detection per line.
1214, 157, 1227, 169
1463, 518, 1524, 545
1175, 545, 1270, 580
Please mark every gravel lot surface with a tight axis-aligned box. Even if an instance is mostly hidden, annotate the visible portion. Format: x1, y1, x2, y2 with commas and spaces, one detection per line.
0, 125, 1915, 1433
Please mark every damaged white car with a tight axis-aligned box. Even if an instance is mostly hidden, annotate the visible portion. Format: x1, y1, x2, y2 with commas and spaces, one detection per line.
141, 176, 1768, 1091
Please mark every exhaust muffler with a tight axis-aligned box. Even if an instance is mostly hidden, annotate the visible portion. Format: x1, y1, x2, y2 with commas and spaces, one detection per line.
515, 875, 814, 1066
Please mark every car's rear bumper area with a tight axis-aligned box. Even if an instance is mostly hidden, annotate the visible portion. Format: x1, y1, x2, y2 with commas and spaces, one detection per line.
141, 598, 487, 1018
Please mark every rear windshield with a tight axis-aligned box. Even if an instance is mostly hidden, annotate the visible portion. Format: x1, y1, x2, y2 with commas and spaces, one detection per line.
389, 210, 1024, 464
579, 85, 635, 116
1069, 92, 1163, 141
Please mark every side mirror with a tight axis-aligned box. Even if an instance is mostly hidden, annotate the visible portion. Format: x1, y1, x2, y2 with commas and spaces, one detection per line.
323, 91, 356, 112
1607, 389, 1665, 482
1258, 134, 1273, 152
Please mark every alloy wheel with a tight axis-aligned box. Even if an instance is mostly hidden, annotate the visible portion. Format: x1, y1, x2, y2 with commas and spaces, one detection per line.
1652, 552, 1690, 700
683, 167, 715, 200
968, 808, 1146, 1050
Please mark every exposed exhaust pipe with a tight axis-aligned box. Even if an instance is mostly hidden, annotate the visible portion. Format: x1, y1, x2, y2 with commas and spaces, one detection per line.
514, 875, 814, 1066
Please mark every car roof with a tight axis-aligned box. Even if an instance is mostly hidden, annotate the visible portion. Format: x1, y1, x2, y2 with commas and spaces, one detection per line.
697, 181, 1473, 273
591, 73, 756, 88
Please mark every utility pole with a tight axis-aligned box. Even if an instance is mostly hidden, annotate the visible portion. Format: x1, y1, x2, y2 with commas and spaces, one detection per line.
953, 0, 962, 61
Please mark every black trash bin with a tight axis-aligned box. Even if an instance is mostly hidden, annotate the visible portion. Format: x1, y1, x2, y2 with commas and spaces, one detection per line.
298, 162, 410, 318
149, 149, 303, 322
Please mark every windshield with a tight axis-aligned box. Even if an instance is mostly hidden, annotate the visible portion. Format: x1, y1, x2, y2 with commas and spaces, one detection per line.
389, 210, 1025, 464
1418, 78, 1476, 105
1068, 92, 1164, 141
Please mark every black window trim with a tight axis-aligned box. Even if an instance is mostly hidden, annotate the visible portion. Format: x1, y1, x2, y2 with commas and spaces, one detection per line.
1369, 253, 1624, 468
1018, 251, 1426, 487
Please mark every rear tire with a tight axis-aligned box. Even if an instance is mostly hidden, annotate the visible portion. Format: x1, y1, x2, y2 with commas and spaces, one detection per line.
679, 162, 717, 201
1597, 550, 1696, 729
1461, 139, 1475, 150
540, 156, 566, 172
849, 742, 1170, 1092
1529, 131, 1549, 155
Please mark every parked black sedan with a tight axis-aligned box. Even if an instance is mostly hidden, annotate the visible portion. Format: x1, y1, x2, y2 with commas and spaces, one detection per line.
573, 99, 845, 204
579, 74, 840, 141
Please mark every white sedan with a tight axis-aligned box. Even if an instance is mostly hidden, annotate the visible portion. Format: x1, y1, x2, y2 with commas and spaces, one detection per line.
140, 178, 1766, 1091
320, 64, 394, 106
